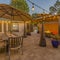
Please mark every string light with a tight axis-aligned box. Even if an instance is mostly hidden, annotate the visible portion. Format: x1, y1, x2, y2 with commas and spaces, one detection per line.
32, 3, 34, 11
27, 0, 49, 13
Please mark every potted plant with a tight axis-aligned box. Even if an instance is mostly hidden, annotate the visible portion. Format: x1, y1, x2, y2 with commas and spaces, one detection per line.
51, 35, 59, 48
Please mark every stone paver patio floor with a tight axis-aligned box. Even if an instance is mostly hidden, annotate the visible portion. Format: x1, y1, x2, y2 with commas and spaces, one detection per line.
0, 32, 60, 60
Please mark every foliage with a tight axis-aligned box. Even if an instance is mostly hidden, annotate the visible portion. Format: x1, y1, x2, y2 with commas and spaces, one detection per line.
50, 34, 60, 40
49, 6, 56, 14
10, 0, 29, 13
49, 0, 60, 15
32, 13, 38, 18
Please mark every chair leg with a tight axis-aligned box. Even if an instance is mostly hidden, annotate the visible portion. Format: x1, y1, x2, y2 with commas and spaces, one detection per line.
21, 46, 23, 55
6, 51, 10, 60
21, 37, 23, 55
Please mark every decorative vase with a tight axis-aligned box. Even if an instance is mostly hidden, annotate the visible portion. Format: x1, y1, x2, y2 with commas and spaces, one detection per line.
51, 40, 58, 48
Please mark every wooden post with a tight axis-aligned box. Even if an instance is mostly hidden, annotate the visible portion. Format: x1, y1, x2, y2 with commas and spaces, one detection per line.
2, 21, 4, 33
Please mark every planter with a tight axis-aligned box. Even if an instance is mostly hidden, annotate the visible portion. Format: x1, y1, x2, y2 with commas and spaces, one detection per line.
51, 40, 59, 48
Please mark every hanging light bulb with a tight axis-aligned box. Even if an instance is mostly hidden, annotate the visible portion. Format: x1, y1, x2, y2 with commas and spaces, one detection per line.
32, 6, 34, 11
32, 3, 34, 11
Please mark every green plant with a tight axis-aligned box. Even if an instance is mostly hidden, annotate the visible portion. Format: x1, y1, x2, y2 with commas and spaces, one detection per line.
51, 35, 60, 40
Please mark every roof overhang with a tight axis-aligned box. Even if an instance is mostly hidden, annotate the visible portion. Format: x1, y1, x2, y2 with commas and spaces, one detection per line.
32, 14, 60, 23
0, 4, 32, 21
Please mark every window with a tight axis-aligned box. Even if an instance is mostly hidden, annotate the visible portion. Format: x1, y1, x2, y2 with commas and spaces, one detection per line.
12, 23, 19, 32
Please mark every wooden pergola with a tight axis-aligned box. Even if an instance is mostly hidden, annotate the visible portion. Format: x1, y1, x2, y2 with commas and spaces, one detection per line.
0, 4, 32, 37
32, 14, 60, 23
0, 4, 32, 21
32, 13, 60, 47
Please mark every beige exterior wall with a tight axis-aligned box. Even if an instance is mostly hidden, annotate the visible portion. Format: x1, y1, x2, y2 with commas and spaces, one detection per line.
0, 20, 30, 36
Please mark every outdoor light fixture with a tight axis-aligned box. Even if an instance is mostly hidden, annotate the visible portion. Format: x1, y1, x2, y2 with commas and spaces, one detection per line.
54, 12, 57, 15
32, 5, 34, 11
32, 3, 34, 11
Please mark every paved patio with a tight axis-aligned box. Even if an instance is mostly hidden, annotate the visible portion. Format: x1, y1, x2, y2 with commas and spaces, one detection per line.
0, 32, 60, 60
